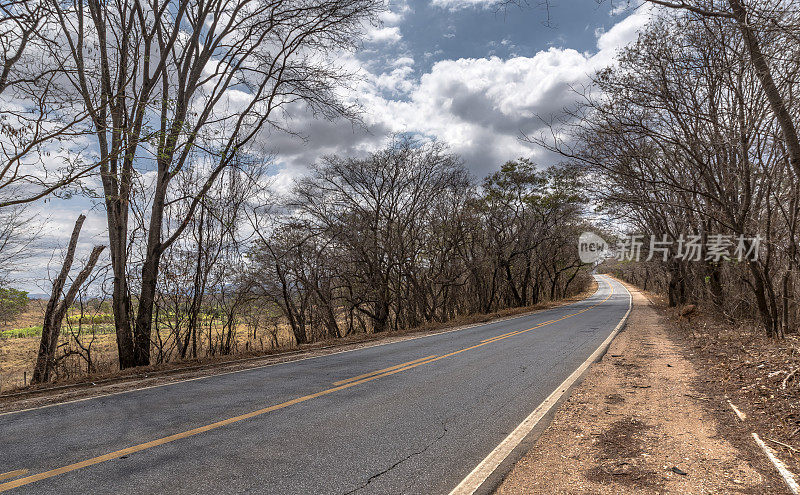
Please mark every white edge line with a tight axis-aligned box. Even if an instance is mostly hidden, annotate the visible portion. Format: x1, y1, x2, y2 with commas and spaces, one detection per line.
449, 275, 631, 495
752, 433, 800, 495
0, 281, 607, 418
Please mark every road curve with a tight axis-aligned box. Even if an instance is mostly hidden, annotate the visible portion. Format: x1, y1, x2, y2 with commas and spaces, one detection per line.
0, 275, 630, 494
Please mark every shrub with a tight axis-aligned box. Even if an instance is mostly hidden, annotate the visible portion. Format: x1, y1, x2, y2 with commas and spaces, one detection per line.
0, 325, 41, 339
0, 288, 28, 325
65, 313, 115, 325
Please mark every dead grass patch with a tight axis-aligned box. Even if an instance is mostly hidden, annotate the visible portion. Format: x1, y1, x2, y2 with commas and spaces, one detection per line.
585, 417, 660, 488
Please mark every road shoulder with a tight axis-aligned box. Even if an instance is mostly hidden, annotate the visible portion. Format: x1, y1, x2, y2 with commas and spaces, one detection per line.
495, 282, 784, 494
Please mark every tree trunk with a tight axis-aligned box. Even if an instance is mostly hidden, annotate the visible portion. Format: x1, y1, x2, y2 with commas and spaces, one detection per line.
667, 261, 680, 307
706, 263, 724, 308
782, 269, 792, 334
133, 167, 169, 366
372, 299, 390, 333
729, 0, 800, 179
31, 215, 85, 383
749, 262, 778, 337
105, 198, 136, 369
32, 215, 105, 384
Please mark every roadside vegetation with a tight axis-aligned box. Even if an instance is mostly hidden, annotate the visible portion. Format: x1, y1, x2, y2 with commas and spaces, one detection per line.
554, 0, 800, 471
3, 0, 799, 401
0, 146, 592, 390
540, 3, 800, 339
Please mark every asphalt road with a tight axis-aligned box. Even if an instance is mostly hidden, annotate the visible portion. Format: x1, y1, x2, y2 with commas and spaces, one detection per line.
0, 275, 630, 494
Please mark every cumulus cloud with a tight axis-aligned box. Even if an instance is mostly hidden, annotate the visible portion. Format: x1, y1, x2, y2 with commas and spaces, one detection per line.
392, 56, 415, 67
14, 6, 655, 291
373, 66, 416, 94
349, 6, 653, 176
379, 10, 405, 25
429, 0, 500, 11
595, 5, 651, 53
261, 5, 653, 184
367, 26, 402, 44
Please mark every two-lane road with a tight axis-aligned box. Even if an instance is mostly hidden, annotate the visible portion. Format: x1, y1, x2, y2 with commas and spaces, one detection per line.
0, 275, 631, 494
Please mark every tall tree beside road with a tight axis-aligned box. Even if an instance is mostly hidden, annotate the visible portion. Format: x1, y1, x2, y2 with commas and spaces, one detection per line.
535, 6, 800, 336
43, 0, 380, 367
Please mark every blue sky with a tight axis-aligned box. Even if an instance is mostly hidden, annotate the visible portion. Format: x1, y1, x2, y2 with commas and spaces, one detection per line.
369, 0, 619, 72
265, 0, 651, 184
17, 0, 653, 293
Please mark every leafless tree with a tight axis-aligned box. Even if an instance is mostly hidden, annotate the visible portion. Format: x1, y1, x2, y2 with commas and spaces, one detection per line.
248, 140, 591, 342
535, 8, 800, 336
44, 0, 380, 367
31, 214, 105, 384
0, 0, 96, 207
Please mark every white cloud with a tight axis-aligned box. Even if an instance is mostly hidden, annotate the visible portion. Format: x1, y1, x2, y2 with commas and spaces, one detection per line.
379, 10, 404, 25
596, 4, 652, 53
392, 56, 415, 67
373, 66, 416, 94
609, 1, 635, 16
366, 26, 402, 44
430, 0, 499, 11
378, 0, 412, 25
12, 7, 655, 291
260, 6, 654, 182
352, 6, 654, 176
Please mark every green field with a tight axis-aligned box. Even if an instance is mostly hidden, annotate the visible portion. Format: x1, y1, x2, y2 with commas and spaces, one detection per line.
0, 323, 116, 340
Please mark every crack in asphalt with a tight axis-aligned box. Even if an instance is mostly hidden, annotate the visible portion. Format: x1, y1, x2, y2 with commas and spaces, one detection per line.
341, 294, 611, 493
343, 420, 449, 495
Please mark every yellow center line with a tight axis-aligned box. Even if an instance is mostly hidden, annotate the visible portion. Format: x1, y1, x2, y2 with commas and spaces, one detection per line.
481, 331, 520, 343
374, 355, 443, 376
0, 471, 27, 483
0, 278, 616, 492
333, 355, 438, 385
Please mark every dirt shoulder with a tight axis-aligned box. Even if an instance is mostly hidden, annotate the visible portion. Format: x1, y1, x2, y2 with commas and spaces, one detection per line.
496, 281, 789, 494
0, 281, 596, 414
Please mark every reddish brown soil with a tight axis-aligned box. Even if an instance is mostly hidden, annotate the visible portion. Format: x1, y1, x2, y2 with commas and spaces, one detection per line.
496, 282, 788, 494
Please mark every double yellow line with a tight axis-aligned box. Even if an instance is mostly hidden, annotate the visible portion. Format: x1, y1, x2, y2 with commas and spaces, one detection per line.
333, 355, 439, 386
0, 281, 615, 492
0, 472, 26, 483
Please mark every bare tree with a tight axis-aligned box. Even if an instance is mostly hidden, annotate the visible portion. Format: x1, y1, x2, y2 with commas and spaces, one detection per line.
248, 140, 590, 343
45, 0, 380, 367
536, 8, 800, 336
0, 206, 39, 286
154, 157, 266, 360
0, 0, 96, 207
31, 214, 105, 384
632, 0, 800, 179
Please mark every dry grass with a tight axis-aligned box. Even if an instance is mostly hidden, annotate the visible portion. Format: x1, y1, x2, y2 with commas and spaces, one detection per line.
0, 301, 47, 391
0, 299, 46, 333
660, 298, 800, 476
0, 277, 598, 393
0, 324, 296, 392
